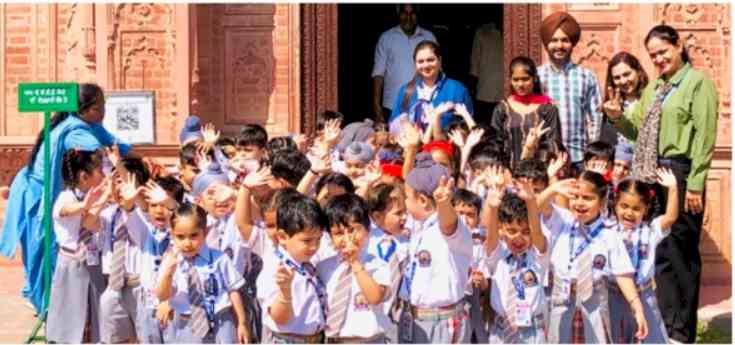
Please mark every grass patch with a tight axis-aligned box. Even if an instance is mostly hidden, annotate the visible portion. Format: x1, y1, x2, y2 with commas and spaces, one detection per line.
696, 321, 731, 344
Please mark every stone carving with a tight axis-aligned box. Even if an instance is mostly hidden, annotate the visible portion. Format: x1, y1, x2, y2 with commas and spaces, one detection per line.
575, 33, 611, 68
0, 147, 31, 186
659, 4, 705, 25
226, 31, 274, 123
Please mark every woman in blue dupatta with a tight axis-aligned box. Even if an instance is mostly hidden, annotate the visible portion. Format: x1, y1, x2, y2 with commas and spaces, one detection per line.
387, 40, 474, 136
0, 83, 132, 313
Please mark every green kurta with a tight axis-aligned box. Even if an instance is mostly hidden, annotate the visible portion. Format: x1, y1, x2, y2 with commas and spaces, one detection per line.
611, 63, 718, 192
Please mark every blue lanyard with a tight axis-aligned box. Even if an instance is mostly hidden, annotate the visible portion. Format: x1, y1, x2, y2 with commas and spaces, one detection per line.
567, 219, 605, 271
619, 223, 648, 284
274, 247, 329, 323
377, 236, 397, 262
152, 229, 170, 274
506, 253, 528, 300
189, 251, 218, 327
109, 208, 122, 242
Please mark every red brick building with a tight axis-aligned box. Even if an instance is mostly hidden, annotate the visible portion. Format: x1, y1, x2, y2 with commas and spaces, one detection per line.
0, 3, 730, 296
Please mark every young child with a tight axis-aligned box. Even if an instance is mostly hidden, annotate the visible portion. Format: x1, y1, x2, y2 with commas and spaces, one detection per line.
318, 193, 392, 343
611, 141, 633, 185
237, 124, 268, 161
583, 141, 615, 181
256, 193, 330, 343
538, 171, 649, 343
315, 172, 355, 207
609, 169, 678, 343
155, 203, 249, 343
99, 155, 150, 344
398, 153, 473, 343
179, 141, 203, 202
481, 174, 547, 343
452, 188, 491, 343
341, 141, 374, 183
47, 149, 110, 343
366, 183, 409, 343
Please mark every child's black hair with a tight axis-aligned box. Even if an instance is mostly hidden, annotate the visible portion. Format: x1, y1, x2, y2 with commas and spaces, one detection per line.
270, 149, 311, 187
261, 187, 301, 213
324, 193, 371, 231
367, 183, 403, 214
155, 175, 185, 204
277, 193, 328, 236
513, 159, 549, 186
469, 146, 509, 173
315, 172, 355, 196
583, 141, 615, 165
266, 136, 297, 159
579, 170, 609, 199
238, 124, 268, 149
316, 110, 345, 132
446, 118, 470, 137
120, 155, 150, 186
171, 202, 208, 231
216, 136, 236, 148
452, 188, 482, 215
613, 178, 656, 220
61, 149, 103, 188
497, 192, 529, 225
179, 141, 201, 167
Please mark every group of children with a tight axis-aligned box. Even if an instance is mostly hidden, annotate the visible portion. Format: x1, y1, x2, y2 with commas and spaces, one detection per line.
45, 110, 680, 344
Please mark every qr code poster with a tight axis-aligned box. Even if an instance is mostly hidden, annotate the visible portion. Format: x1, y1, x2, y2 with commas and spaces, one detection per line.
103, 91, 155, 144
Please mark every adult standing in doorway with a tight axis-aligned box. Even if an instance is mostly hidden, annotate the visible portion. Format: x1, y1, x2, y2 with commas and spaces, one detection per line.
605, 25, 718, 344
0, 83, 132, 314
538, 12, 604, 175
469, 20, 504, 126
372, 4, 437, 124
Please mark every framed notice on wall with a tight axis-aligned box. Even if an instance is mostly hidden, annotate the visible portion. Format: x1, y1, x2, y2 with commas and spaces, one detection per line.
103, 90, 155, 145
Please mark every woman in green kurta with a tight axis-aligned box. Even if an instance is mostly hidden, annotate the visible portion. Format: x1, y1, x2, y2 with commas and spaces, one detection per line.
603, 24, 718, 343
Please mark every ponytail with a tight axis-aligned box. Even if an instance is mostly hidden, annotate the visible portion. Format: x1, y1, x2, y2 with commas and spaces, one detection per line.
60, 149, 103, 188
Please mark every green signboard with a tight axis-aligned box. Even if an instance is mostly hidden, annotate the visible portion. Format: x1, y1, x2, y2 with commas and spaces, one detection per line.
18, 82, 79, 113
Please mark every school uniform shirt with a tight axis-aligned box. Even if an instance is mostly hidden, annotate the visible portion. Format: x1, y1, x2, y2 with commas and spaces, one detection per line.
486, 242, 549, 318
257, 247, 327, 335
125, 207, 173, 305
211, 213, 250, 276
100, 204, 141, 276
366, 223, 410, 269
545, 206, 634, 282
399, 213, 473, 307
243, 222, 337, 266
465, 227, 489, 296
169, 245, 245, 315
52, 189, 86, 251
317, 250, 392, 338
615, 217, 670, 285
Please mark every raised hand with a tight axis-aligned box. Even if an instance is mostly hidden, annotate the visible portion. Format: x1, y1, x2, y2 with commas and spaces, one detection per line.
447, 129, 466, 148
105, 144, 122, 169
83, 178, 108, 210
656, 167, 677, 189
485, 165, 506, 208
323, 118, 342, 148
431, 102, 454, 122
552, 179, 579, 200
513, 178, 535, 202
398, 120, 422, 149
465, 128, 485, 150
547, 151, 568, 179
201, 123, 221, 146
433, 176, 455, 205
144, 180, 173, 205
602, 86, 623, 119
275, 264, 295, 295
524, 120, 551, 152
120, 172, 144, 205
243, 167, 273, 189
293, 133, 310, 153
454, 103, 471, 120
196, 146, 213, 172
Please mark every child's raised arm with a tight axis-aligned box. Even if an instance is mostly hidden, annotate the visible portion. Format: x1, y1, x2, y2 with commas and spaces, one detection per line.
515, 179, 546, 254
656, 167, 679, 231
154, 248, 179, 301
434, 176, 458, 236
235, 167, 272, 241
480, 165, 505, 253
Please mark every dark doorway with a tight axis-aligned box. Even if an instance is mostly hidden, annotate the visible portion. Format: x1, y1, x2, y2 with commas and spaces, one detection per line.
337, 3, 504, 125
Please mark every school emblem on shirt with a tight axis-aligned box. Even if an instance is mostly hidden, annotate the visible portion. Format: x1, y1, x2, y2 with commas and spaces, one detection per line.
593, 254, 607, 269
623, 239, 633, 251
522, 270, 538, 287
354, 293, 370, 311
417, 250, 432, 267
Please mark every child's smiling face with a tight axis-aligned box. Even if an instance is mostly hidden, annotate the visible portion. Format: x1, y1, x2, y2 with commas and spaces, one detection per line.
500, 220, 531, 255
171, 214, 205, 258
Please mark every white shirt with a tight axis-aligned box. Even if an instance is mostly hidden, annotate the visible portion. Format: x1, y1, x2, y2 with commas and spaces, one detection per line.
613, 217, 669, 285
258, 247, 327, 335
486, 242, 548, 318
212, 213, 251, 276
317, 250, 392, 338
52, 189, 86, 251
399, 213, 473, 307
469, 23, 504, 102
169, 246, 245, 315
545, 207, 634, 282
372, 25, 437, 109
125, 207, 173, 307
366, 223, 409, 314
466, 227, 489, 295
100, 205, 141, 275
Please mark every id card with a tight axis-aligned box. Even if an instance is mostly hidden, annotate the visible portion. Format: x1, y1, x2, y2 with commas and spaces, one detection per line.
86, 240, 100, 266
555, 278, 572, 302
514, 301, 532, 327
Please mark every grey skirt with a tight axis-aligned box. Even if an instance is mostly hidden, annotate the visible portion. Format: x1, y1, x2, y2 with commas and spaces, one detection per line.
46, 253, 106, 343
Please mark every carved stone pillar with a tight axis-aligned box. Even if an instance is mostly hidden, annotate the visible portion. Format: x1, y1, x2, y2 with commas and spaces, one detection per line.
300, 4, 338, 135
503, 4, 543, 95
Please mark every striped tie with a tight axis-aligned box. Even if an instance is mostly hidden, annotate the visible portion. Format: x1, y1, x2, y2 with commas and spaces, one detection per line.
325, 263, 352, 337
108, 223, 128, 290
503, 277, 519, 342
188, 265, 211, 338
387, 242, 402, 300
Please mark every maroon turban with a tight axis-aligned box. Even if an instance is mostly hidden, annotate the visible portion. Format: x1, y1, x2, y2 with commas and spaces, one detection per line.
540, 12, 581, 47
